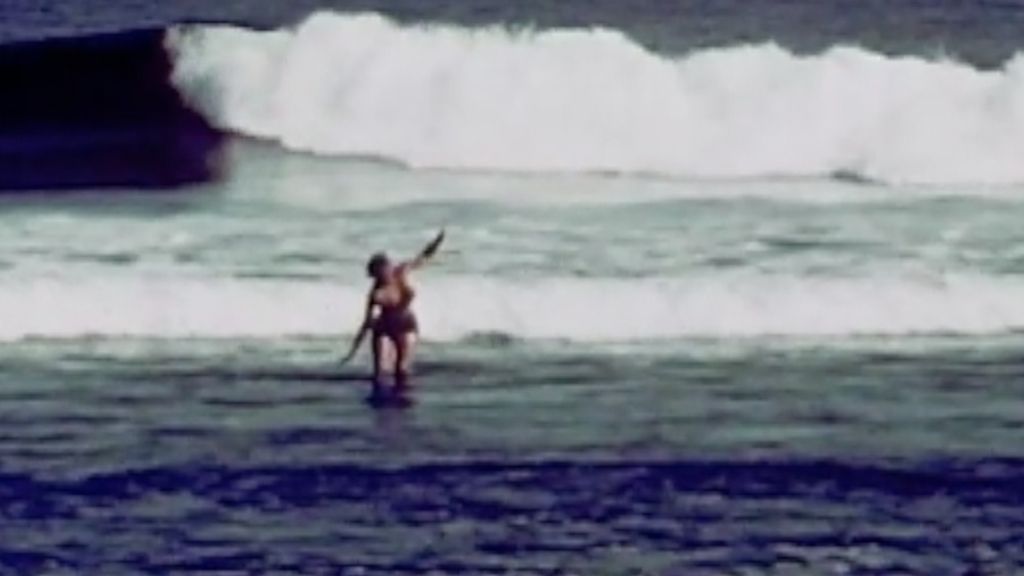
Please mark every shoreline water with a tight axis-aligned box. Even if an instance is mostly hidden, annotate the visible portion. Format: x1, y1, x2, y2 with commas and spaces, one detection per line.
3, 339, 1023, 573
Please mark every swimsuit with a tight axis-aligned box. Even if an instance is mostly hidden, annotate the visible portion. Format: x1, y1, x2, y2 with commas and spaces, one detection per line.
374, 281, 418, 337
377, 310, 419, 336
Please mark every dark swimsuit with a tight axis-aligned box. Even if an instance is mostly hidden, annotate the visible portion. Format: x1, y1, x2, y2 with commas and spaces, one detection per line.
374, 280, 418, 338
377, 309, 418, 336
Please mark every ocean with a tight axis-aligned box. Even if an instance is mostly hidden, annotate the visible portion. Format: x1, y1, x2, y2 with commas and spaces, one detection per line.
3, 1, 1024, 574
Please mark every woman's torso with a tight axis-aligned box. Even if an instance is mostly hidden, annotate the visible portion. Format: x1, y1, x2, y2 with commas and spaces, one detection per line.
372, 272, 417, 333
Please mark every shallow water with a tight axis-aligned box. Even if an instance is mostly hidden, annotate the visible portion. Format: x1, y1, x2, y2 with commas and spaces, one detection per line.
1, 340, 1024, 574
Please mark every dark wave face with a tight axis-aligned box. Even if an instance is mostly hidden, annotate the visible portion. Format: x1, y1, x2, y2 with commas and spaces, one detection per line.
0, 29, 225, 191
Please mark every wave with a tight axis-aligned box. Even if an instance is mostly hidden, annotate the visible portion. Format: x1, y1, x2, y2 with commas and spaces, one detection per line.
3, 272, 1024, 343
167, 12, 1024, 185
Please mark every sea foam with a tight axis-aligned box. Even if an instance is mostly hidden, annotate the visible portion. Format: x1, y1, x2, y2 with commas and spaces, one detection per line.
169, 12, 1024, 185
2, 273, 1024, 342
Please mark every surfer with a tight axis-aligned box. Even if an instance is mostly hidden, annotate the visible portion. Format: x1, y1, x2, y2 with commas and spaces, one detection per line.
342, 230, 445, 395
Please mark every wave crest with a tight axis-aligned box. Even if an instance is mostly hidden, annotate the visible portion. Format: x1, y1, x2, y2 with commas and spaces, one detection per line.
168, 12, 1024, 185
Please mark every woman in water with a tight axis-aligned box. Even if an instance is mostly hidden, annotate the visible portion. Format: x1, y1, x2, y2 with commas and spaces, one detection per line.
342, 230, 445, 395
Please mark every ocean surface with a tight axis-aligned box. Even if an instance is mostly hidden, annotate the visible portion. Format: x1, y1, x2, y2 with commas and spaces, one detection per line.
3, 1, 1024, 574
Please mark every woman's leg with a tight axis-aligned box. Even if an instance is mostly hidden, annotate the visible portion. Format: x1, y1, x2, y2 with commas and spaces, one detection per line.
393, 332, 418, 391
371, 333, 390, 392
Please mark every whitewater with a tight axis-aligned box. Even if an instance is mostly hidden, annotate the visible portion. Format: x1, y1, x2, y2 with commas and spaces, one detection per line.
2, 272, 1024, 343
2, 132, 1024, 346
170, 12, 1024, 185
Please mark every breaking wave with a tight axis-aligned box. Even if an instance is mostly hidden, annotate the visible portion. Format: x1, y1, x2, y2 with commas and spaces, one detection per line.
169, 12, 1024, 185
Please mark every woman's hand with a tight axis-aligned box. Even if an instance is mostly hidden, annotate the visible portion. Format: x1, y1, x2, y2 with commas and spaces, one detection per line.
424, 229, 445, 258
408, 229, 446, 269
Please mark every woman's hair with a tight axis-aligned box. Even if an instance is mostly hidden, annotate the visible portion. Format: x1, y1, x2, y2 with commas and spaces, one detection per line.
366, 252, 390, 278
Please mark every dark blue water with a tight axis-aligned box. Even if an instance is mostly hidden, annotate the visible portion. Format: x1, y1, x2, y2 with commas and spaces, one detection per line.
5, 459, 1023, 574
5, 0, 1024, 65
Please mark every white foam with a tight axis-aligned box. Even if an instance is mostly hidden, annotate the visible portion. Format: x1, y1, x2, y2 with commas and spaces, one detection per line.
169, 12, 1024, 185
3, 273, 1024, 342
